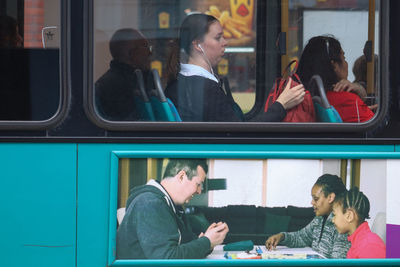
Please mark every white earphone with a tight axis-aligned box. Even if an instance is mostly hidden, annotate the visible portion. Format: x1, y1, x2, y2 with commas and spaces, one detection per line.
197, 44, 214, 75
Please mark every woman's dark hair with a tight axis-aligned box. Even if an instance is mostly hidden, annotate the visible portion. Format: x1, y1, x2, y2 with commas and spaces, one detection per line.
166, 14, 218, 84
314, 173, 347, 197
297, 35, 343, 92
0, 15, 19, 48
334, 187, 370, 223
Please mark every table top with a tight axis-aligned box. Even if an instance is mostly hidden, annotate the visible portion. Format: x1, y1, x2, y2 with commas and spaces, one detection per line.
207, 245, 325, 259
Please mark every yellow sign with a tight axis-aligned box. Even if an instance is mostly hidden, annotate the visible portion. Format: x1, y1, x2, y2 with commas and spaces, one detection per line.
230, 0, 254, 29
218, 58, 228, 76
159, 12, 170, 29
151, 60, 162, 77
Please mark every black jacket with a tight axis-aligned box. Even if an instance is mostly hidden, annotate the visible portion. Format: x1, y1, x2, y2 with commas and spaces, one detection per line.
165, 74, 286, 122
95, 60, 153, 121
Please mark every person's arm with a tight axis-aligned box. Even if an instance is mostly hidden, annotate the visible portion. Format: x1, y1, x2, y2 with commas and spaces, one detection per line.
134, 195, 211, 259
280, 217, 315, 248
329, 232, 351, 259
257, 101, 287, 122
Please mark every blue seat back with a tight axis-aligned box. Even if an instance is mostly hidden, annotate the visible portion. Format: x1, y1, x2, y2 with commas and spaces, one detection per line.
149, 69, 181, 122
135, 70, 156, 121
308, 75, 342, 123
313, 100, 343, 123
150, 96, 176, 121
167, 98, 182, 122
133, 97, 155, 121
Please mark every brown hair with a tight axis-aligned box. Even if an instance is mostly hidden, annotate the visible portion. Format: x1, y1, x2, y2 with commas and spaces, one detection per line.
166, 14, 218, 85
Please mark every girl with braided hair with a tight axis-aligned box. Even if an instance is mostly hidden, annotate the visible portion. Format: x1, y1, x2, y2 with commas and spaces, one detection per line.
265, 174, 351, 258
332, 187, 386, 258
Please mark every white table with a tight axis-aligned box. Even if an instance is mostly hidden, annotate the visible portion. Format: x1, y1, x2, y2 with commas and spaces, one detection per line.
207, 245, 325, 259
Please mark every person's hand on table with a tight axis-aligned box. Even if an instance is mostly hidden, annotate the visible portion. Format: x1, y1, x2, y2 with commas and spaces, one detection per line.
204, 222, 229, 249
265, 232, 284, 251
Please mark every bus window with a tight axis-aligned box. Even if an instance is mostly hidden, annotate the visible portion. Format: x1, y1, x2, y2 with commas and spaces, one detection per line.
91, 0, 384, 129
0, 1, 61, 122
92, 0, 258, 122
284, 0, 380, 122
114, 157, 388, 260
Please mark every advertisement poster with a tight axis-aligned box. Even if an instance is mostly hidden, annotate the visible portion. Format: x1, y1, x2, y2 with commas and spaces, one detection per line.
183, 0, 256, 47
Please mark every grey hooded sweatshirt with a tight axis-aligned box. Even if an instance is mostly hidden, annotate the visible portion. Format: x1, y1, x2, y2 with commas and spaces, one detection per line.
116, 180, 211, 259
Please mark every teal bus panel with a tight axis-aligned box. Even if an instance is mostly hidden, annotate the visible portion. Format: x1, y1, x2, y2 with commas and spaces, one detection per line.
395, 145, 400, 152
0, 143, 77, 267
77, 143, 399, 267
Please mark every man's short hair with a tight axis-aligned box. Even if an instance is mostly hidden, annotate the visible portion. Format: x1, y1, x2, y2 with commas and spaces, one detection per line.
109, 28, 144, 60
163, 159, 208, 180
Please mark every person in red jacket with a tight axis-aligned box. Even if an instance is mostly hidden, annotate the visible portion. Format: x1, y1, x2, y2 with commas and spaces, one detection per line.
332, 187, 386, 258
298, 36, 374, 122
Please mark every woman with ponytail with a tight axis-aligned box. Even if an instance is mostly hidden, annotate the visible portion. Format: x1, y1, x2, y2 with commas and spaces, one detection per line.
265, 174, 351, 258
165, 13, 305, 122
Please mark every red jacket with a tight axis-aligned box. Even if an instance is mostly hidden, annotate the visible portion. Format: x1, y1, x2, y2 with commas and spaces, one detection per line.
326, 91, 374, 122
347, 222, 386, 259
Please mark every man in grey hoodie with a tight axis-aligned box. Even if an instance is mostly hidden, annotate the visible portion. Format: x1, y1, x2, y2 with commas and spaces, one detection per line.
116, 158, 229, 259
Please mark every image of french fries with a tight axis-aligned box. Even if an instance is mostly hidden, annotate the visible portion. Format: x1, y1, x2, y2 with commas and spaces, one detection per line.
209, 5, 221, 17
223, 30, 232, 39
225, 23, 242, 38
205, 5, 251, 39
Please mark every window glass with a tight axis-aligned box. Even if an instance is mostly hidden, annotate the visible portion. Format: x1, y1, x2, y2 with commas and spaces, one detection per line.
93, 0, 380, 124
93, 0, 257, 122
286, 0, 380, 122
0, 0, 60, 121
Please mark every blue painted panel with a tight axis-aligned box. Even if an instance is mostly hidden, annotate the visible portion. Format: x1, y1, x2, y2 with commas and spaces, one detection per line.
77, 144, 116, 267
395, 145, 400, 152
0, 143, 76, 267
77, 143, 398, 267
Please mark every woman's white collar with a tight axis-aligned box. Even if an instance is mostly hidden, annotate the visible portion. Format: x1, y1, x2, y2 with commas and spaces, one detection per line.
180, 63, 218, 83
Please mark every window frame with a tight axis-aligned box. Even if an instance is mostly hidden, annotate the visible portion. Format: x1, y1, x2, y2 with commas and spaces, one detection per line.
85, 0, 389, 133
100, 144, 400, 266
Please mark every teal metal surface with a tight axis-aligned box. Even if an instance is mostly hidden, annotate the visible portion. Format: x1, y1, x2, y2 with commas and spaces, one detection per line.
0, 143, 76, 267
76, 143, 399, 267
111, 259, 400, 266
3, 143, 393, 267
395, 145, 400, 152
314, 102, 343, 123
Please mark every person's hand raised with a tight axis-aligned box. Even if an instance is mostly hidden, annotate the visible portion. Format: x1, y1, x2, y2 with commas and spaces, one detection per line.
276, 78, 306, 110
203, 222, 229, 249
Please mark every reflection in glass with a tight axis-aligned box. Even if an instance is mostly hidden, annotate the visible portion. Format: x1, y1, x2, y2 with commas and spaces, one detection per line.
289, 0, 379, 123
0, 1, 60, 121
93, 0, 380, 123
93, 0, 257, 122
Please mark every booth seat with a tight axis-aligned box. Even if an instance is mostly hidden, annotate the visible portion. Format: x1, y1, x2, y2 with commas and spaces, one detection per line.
186, 205, 315, 245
